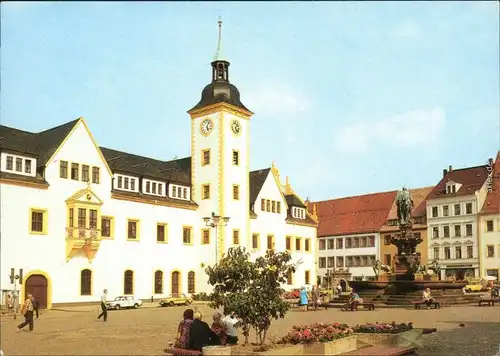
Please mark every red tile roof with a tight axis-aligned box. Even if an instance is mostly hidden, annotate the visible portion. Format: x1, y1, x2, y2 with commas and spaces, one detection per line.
480, 151, 500, 215
312, 191, 397, 237
426, 165, 489, 200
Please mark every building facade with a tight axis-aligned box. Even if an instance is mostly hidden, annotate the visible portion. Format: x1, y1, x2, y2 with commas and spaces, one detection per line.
426, 165, 489, 280
0, 26, 317, 308
379, 187, 434, 269
478, 152, 500, 279
314, 191, 396, 282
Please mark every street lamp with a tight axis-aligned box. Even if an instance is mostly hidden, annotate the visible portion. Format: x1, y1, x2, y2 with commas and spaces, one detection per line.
203, 212, 230, 263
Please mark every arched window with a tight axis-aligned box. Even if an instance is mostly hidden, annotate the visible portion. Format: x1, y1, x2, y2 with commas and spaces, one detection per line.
154, 270, 163, 294
80, 269, 92, 296
188, 271, 195, 294
124, 270, 134, 295
171, 271, 180, 294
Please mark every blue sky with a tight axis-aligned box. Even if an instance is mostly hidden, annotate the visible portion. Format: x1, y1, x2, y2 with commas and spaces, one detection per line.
1, 1, 499, 201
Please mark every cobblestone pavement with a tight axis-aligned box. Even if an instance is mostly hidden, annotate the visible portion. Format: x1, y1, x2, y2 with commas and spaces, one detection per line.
1, 303, 499, 355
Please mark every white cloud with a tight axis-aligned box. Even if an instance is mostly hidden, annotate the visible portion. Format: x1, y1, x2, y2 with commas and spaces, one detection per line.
392, 20, 420, 39
244, 81, 310, 118
334, 107, 446, 154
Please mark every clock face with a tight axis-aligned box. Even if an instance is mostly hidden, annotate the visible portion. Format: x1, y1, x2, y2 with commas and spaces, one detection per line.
200, 119, 214, 136
231, 120, 241, 136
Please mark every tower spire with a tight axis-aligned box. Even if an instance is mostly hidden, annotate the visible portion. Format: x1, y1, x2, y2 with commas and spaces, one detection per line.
214, 17, 225, 61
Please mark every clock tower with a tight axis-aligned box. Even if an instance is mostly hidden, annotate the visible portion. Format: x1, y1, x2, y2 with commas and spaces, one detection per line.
187, 19, 253, 261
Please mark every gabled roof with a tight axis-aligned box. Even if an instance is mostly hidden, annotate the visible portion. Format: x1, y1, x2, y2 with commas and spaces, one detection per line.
427, 165, 488, 200
99, 147, 192, 185
249, 168, 270, 207
0, 119, 79, 166
480, 151, 500, 215
285, 194, 306, 208
313, 190, 398, 237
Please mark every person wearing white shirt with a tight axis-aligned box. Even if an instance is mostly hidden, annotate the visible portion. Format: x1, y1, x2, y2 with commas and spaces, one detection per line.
97, 289, 108, 322
422, 288, 435, 309
222, 312, 240, 345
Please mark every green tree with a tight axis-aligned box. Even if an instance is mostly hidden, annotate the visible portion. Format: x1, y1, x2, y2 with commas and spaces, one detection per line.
205, 246, 297, 345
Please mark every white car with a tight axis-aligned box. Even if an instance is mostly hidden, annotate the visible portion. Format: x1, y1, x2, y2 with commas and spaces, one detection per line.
106, 296, 143, 310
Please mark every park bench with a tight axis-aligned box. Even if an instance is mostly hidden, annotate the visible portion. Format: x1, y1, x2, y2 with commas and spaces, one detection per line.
341, 302, 375, 311
343, 345, 418, 355
164, 347, 201, 356
478, 298, 500, 307
410, 300, 441, 309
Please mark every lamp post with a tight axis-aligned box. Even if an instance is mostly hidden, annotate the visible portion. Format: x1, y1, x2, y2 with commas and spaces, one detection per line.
203, 212, 230, 263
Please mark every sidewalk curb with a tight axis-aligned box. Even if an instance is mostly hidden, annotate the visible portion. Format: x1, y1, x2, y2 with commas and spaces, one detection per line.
50, 301, 211, 313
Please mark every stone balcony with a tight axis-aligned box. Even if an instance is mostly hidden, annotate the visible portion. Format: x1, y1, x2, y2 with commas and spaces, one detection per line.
65, 227, 101, 263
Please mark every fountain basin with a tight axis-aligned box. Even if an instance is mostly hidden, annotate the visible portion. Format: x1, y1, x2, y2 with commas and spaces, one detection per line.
350, 280, 467, 293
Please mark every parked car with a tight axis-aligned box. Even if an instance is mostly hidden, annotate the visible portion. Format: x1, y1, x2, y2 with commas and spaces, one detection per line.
464, 284, 484, 293
106, 296, 143, 310
159, 293, 193, 307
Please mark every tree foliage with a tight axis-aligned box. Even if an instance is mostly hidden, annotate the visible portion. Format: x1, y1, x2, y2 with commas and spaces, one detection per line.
205, 246, 297, 345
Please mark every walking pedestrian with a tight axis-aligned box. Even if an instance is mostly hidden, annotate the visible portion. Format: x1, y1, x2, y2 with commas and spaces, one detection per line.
97, 289, 108, 322
32, 296, 40, 319
17, 293, 34, 332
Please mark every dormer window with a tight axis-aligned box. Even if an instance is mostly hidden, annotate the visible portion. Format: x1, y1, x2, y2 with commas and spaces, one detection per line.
292, 207, 306, 219
1, 153, 37, 177
445, 181, 461, 194
114, 174, 139, 193
169, 184, 190, 201
143, 179, 165, 197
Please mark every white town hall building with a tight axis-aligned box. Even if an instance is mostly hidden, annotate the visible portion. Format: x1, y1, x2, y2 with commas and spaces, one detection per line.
0, 23, 318, 309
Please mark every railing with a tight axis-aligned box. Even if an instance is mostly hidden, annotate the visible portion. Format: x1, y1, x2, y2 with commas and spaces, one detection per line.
66, 227, 101, 241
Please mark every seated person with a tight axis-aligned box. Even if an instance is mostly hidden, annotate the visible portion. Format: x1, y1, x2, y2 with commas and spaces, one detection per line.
222, 311, 240, 345
188, 311, 220, 351
491, 286, 499, 298
174, 309, 194, 349
348, 290, 360, 311
211, 312, 228, 345
422, 288, 436, 308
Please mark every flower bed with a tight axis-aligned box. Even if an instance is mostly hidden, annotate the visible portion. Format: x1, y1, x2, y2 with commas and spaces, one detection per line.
279, 322, 353, 344
353, 322, 413, 334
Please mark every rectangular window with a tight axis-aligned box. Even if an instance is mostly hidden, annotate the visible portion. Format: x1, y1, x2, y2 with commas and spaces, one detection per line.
89, 209, 97, 229
360, 237, 367, 248
145, 181, 150, 193
466, 203, 472, 214
455, 246, 462, 259
486, 220, 494, 232
157, 224, 165, 242
295, 238, 301, 251
25, 160, 31, 174
69, 208, 74, 227
78, 208, 86, 228
466, 224, 472, 236
252, 233, 259, 249
233, 230, 240, 245
31, 211, 44, 232
183, 187, 188, 199
454, 225, 461, 237
202, 184, 210, 199
267, 235, 274, 250
444, 247, 450, 260
82, 165, 89, 182
15, 157, 22, 172
346, 237, 352, 248
286, 236, 292, 250
261, 199, 265, 211
384, 254, 391, 266
305, 239, 311, 252
124, 178, 130, 190
202, 229, 210, 245
6, 156, 13, 170
454, 204, 461, 216
327, 239, 334, 249
368, 236, 375, 247
336, 256, 344, 268
443, 226, 450, 237
92, 167, 100, 184
337, 238, 343, 249
277, 202, 281, 214
177, 186, 182, 197
117, 176, 123, 189
202, 149, 211, 166
319, 239, 326, 250
183, 227, 192, 244
353, 237, 360, 248
467, 245, 473, 258
384, 236, 391, 245
327, 257, 335, 268
266, 200, 270, 212
432, 207, 438, 217
443, 205, 449, 216
71, 163, 79, 180
305, 271, 310, 285
271, 201, 276, 213
158, 183, 162, 195
487, 245, 495, 257
232, 150, 239, 165
101, 218, 111, 238
433, 247, 439, 260
233, 185, 240, 200
152, 182, 157, 194
319, 257, 326, 268
433, 227, 439, 239
128, 221, 137, 240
